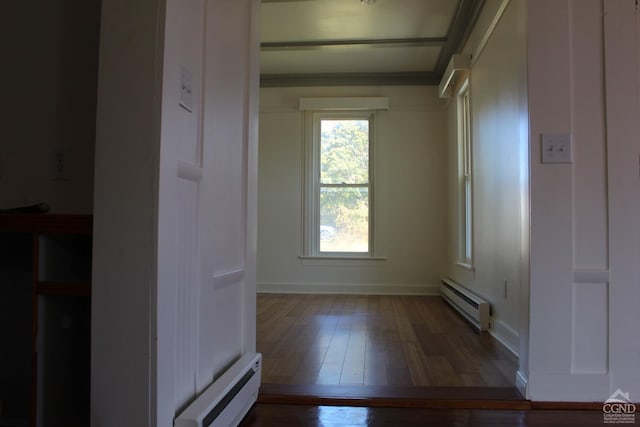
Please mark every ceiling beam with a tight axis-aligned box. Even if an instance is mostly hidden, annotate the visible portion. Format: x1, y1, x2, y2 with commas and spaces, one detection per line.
434, 0, 486, 76
260, 72, 441, 87
261, 37, 448, 51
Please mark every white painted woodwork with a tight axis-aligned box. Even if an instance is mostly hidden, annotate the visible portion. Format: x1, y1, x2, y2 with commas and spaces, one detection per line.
438, 54, 471, 98
196, 0, 254, 395
571, 282, 608, 374
156, 1, 207, 421
93, 0, 259, 426
527, 0, 640, 401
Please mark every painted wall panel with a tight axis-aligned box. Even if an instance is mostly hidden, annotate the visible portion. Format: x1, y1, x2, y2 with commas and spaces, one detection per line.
173, 179, 199, 408
528, 0, 640, 401
197, 0, 253, 392
157, 0, 206, 423
571, 2, 608, 270
571, 282, 608, 374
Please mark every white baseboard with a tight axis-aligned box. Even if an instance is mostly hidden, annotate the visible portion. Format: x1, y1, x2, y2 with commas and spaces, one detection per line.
257, 282, 440, 295
489, 319, 519, 357
527, 373, 611, 402
515, 370, 528, 398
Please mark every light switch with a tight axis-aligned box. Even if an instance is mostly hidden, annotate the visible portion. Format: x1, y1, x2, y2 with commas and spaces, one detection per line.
541, 133, 572, 164
179, 65, 194, 112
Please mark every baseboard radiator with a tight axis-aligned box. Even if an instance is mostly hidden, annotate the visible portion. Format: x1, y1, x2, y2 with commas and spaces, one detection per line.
175, 352, 262, 427
440, 278, 490, 331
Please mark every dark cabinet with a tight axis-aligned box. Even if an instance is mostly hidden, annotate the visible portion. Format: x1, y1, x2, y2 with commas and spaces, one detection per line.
0, 215, 91, 427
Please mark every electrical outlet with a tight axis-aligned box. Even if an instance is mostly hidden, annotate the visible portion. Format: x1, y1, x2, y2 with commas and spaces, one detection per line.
52, 146, 71, 181
541, 133, 572, 163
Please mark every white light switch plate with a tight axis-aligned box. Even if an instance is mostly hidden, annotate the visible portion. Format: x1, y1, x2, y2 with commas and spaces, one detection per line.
541, 133, 572, 164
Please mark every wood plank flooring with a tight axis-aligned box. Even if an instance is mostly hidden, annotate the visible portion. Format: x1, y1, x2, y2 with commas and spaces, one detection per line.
257, 294, 517, 388
239, 404, 609, 427
257, 384, 528, 410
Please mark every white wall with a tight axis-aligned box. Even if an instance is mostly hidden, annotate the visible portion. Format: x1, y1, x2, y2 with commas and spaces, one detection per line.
445, 0, 528, 357
0, 1, 99, 213
527, 0, 640, 401
258, 86, 447, 295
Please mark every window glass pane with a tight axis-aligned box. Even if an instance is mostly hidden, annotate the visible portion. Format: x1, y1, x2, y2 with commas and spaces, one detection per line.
320, 187, 369, 253
465, 178, 472, 261
320, 120, 369, 184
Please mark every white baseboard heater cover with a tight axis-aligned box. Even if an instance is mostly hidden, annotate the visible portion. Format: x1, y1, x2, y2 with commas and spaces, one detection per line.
175, 352, 262, 427
440, 278, 490, 331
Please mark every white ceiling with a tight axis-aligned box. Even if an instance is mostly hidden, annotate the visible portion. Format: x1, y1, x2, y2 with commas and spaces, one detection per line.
260, 0, 485, 86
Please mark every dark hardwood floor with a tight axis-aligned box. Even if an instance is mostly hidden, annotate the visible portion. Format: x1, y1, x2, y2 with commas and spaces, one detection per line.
257, 294, 517, 388
239, 404, 609, 427
251, 294, 611, 426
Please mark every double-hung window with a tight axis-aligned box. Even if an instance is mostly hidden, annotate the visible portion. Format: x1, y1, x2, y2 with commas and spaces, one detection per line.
304, 111, 375, 257
457, 80, 473, 266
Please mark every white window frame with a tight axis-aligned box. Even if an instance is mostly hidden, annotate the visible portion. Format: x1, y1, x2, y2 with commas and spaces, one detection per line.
302, 110, 377, 258
457, 79, 474, 269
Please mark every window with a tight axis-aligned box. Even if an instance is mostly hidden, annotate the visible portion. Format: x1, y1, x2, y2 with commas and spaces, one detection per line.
303, 111, 375, 257
457, 80, 473, 266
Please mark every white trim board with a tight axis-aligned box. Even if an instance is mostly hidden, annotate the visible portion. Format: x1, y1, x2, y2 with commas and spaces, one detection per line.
515, 370, 528, 398
257, 282, 439, 295
299, 97, 389, 111
490, 318, 520, 357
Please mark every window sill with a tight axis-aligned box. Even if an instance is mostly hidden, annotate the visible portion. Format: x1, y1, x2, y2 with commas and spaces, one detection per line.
299, 255, 387, 266
455, 261, 475, 271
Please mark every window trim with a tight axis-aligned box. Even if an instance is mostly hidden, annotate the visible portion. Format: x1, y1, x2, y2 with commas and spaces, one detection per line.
457, 78, 474, 267
302, 110, 378, 258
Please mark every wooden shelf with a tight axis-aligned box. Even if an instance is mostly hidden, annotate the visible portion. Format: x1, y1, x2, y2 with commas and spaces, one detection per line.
0, 213, 92, 425
0, 214, 92, 234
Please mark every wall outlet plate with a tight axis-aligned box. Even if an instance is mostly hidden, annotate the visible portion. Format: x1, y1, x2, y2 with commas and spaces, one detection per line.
541, 133, 572, 164
52, 146, 71, 181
